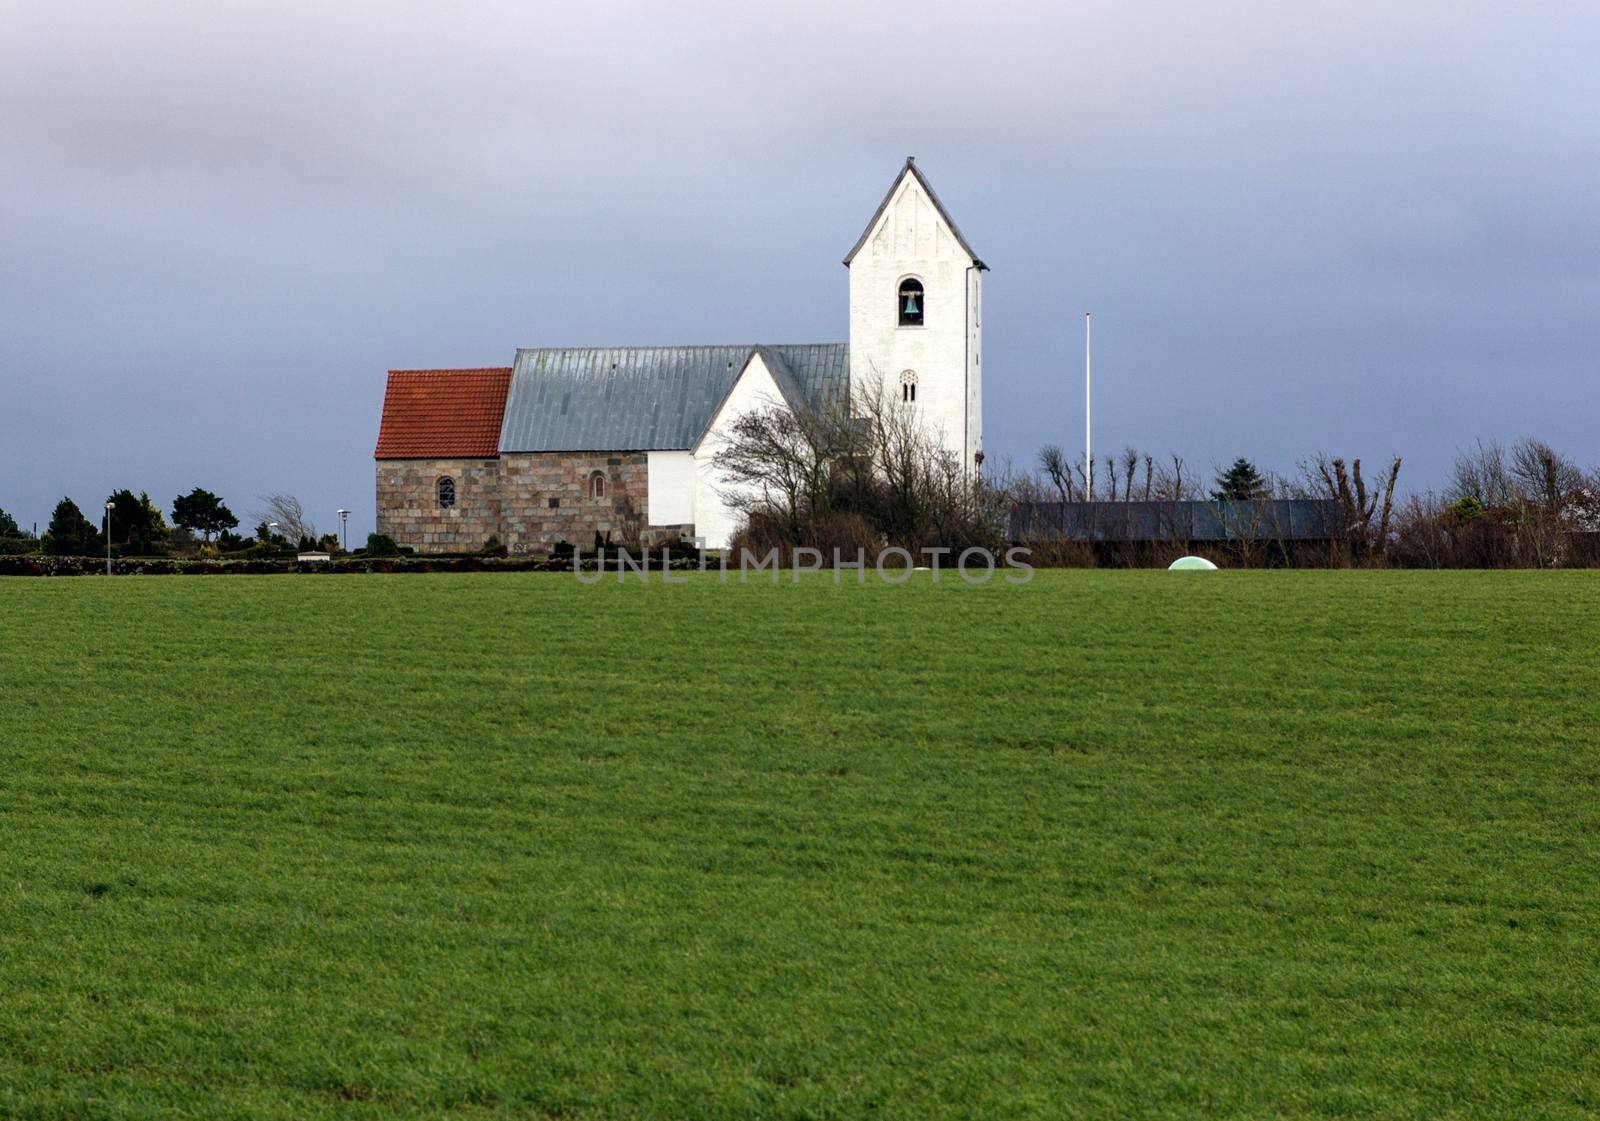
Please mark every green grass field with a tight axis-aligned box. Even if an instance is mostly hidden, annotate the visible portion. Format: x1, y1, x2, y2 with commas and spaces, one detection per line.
2, 571, 1597, 1119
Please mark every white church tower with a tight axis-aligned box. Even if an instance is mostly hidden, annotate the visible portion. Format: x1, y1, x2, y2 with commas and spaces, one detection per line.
845, 158, 986, 470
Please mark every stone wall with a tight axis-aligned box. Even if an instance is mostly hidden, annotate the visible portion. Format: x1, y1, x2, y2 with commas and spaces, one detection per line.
377, 452, 698, 555
501, 451, 692, 552
375, 458, 501, 554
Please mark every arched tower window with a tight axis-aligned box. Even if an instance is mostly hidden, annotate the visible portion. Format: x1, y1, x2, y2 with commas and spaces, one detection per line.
898, 278, 924, 326
436, 476, 456, 509
589, 471, 607, 500
900, 369, 917, 403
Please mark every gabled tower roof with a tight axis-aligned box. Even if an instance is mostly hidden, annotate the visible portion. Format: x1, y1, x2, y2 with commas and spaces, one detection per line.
842, 157, 986, 270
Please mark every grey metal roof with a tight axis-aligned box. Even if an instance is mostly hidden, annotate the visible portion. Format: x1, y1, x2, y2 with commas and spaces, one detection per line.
1007, 500, 1344, 543
498, 344, 850, 452
752, 346, 820, 415
842, 157, 986, 270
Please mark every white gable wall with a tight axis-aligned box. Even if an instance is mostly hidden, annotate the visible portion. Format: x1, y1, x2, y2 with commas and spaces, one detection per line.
848, 169, 982, 470
646, 451, 696, 526
692, 353, 785, 550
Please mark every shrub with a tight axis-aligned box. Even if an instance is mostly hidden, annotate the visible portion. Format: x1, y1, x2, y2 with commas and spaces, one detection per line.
1023, 536, 1099, 568
364, 533, 401, 557
728, 510, 881, 567
648, 531, 704, 563
1445, 495, 1484, 524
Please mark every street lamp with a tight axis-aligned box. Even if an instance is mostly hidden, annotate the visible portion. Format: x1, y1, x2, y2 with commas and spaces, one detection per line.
105, 500, 114, 576
337, 509, 349, 551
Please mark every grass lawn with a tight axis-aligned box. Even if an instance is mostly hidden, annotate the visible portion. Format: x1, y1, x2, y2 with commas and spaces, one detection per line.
1, 570, 1597, 1119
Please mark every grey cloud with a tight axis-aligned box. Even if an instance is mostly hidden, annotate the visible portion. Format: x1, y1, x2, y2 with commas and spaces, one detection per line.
1, 1, 1597, 536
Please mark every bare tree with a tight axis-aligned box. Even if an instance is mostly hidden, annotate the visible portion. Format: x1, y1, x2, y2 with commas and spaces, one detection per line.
1392, 493, 1448, 568
1305, 454, 1402, 561
1037, 444, 1076, 502
711, 392, 859, 540
1376, 460, 1401, 550
1450, 439, 1516, 507
1505, 438, 1586, 566
1120, 447, 1139, 502
713, 381, 1002, 556
1151, 454, 1193, 501
1509, 438, 1584, 508
256, 494, 316, 543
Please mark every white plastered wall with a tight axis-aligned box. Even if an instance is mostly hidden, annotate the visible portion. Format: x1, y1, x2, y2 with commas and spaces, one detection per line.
645, 450, 696, 526
847, 169, 982, 469
692, 353, 784, 550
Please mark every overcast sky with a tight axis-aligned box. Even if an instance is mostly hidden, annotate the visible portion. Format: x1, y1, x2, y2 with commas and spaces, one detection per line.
2, 1, 1596, 538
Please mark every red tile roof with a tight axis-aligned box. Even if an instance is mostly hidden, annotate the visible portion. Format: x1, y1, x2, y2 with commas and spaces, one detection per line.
374, 368, 513, 459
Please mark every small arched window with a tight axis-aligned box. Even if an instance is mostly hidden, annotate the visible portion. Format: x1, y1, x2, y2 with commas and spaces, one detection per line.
589, 471, 607, 500
900, 369, 917, 403
898, 278, 924, 326
436, 476, 456, 508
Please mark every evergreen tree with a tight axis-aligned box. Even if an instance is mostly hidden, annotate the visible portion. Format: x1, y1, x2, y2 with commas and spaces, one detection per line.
253, 521, 289, 548
42, 497, 102, 555
1212, 458, 1268, 501
106, 490, 147, 547
104, 489, 172, 552
139, 492, 170, 541
0, 505, 30, 555
172, 487, 238, 543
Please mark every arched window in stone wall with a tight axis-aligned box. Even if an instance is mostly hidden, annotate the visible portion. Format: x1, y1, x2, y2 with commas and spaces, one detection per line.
589, 471, 607, 500
898, 277, 924, 327
437, 476, 456, 509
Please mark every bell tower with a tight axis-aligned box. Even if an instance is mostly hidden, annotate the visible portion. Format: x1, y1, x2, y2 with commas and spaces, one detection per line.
844, 158, 986, 470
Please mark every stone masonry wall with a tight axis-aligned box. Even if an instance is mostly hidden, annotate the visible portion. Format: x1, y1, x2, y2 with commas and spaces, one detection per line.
501, 451, 688, 552
375, 458, 501, 554
377, 453, 698, 555
499, 447, 630, 550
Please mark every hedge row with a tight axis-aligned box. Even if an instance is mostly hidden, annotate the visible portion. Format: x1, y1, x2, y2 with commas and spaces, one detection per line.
0, 554, 703, 577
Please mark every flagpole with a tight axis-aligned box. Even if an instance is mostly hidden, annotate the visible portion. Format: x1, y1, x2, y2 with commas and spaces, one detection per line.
1084, 312, 1092, 501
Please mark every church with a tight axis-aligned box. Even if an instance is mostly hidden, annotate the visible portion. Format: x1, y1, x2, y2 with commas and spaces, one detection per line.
374, 159, 985, 553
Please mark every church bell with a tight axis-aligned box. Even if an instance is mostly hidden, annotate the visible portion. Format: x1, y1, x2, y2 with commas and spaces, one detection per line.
903, 292, 919, 315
